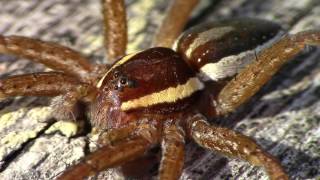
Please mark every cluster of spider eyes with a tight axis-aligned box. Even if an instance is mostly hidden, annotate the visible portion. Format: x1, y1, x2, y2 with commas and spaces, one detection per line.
112, 70, 136, 91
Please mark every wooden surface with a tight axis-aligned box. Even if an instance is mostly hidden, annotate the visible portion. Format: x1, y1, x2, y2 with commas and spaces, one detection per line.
0, 0, 320, 179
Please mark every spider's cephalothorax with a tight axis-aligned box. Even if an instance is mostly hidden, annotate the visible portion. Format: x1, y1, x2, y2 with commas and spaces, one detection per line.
0, 0, 320, 180
92, 47, 203, 129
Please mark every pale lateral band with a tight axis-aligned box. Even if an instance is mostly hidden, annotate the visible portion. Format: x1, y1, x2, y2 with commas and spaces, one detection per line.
199, 50, 256, 81
199, 30, 285, 81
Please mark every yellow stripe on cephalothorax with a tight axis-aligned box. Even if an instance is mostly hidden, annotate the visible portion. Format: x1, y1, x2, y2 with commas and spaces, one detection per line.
120, 77, 204, 111
96, 52, 140, 88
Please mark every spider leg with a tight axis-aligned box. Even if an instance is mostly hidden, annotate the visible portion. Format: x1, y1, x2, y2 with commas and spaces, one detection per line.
159, 120, 185, 180
96, 122, 137, 145
0, 72, 96, 136
0, 35, 94, 83
216, 30, 320, 115
152, 0, 199, 48
58, 123, 159, 180
97, 122, 159, 178
0, 72, 91, 99
187, 114, 288, 180
58, 137, 152, 180
101, 0, 127, 62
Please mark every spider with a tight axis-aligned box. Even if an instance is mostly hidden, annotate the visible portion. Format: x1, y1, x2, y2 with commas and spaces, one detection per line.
0, 0, 320, 180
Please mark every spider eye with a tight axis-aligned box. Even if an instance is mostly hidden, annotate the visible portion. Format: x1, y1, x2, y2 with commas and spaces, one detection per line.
120, 77, 127, 85
113, 76, 136, 91
114, 85, 120, 90
113, 70, 120, 78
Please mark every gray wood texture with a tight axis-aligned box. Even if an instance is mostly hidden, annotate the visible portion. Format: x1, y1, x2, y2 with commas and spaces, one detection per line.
0, 0, 320, 179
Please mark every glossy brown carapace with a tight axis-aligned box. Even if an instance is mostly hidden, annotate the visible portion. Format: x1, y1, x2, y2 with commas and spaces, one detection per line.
1, 0, 320, 180
92, 47, 202, 129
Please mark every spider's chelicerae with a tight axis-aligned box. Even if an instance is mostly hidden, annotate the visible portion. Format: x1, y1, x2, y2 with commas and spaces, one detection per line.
0, 0, 320, 179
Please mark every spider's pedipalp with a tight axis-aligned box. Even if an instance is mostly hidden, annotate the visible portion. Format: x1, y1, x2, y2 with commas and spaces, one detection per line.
216, 30, 320, 115
159, 120, 185, 180
0, 35, 94, 83
58, 136, 152, 180
102, 0, 127, 62
58, 122, 159, 180
152, 0, 200, 48
187, 114, 288, 180
96, 122, 137, 145
50, 90, 90, 122
0, 72, 85, 99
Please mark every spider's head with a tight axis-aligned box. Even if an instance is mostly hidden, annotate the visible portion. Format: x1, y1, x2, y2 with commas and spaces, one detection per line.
91, 47, 204, 129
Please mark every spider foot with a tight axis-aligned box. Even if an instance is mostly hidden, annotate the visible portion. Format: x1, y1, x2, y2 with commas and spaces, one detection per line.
45, 121, 79, 137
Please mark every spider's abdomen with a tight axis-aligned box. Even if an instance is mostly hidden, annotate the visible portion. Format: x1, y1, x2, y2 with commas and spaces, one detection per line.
174, 18, 283, 81
93, 47, 204, 128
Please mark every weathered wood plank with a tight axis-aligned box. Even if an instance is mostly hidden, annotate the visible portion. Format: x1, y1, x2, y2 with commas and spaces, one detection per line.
0, 0, 319, 179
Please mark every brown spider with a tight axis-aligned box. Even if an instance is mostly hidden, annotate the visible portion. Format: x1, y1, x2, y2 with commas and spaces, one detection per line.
0, 0, 320, 179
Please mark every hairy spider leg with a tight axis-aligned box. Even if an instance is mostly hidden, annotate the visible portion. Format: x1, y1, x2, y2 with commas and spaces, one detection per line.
96, 122, 138, 145
187, 114, 288, 180
216, 30, 320, 115
0, 35, 94, 83
0, 72, 94, 121
58, 123, 159, 180
152, 0, 200, 48
159, 120, 186, 180
0, 72, 88, 99
97, 121, 159, 178
102, 0, 127, 62
58, 137, 153, 180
